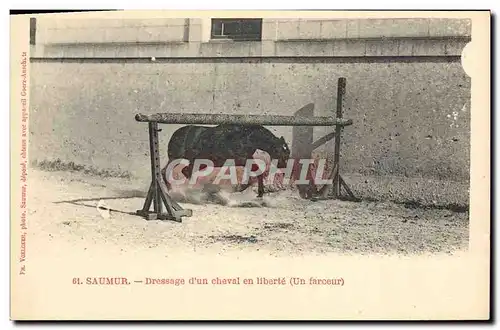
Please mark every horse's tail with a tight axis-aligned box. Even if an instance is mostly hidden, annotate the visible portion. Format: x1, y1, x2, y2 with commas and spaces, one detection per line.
167, 125, 206, 160
163, 125, 207, 188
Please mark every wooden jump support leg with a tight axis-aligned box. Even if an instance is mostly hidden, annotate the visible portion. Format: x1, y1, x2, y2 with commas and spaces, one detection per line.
136, 122, 192, 222
315, 77, 357, 201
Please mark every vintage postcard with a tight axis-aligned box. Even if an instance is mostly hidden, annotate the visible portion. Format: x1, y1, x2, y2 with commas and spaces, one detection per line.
10, 10, 490, 320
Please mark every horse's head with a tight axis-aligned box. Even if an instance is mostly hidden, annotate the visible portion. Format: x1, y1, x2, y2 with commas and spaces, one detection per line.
298, 164, 319, 199
297, 184, 318, 199
274, 136, 291, 168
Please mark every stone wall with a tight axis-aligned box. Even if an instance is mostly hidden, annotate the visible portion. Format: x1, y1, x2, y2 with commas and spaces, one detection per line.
28, 16, 471, 195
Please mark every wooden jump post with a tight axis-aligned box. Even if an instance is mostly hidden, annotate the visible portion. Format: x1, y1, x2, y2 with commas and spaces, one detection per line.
135, 77, 355, 222
315, 77, 357, 201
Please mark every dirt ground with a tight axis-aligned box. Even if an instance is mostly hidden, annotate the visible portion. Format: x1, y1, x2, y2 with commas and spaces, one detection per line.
25, 168, 469, 260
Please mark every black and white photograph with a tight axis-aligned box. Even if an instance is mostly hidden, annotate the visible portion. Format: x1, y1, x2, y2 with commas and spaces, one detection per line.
9, 10, 490, 320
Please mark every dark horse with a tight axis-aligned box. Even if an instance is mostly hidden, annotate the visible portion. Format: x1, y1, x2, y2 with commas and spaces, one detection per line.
161, 124, 291, 197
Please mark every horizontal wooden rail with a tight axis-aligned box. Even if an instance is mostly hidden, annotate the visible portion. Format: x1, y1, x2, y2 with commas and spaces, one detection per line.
135, 113, 353, 127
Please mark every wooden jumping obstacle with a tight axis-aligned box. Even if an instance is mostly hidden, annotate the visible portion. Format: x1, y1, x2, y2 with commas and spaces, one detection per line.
135, 77, 355, 222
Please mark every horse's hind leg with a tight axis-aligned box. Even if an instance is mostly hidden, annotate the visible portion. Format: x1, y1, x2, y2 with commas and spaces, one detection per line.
236, 182, 251, 193
181, 164, 194, 184
161, 161, 173, 191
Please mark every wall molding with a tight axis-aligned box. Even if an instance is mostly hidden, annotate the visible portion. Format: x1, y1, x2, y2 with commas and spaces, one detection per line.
30, 37, 469, 59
